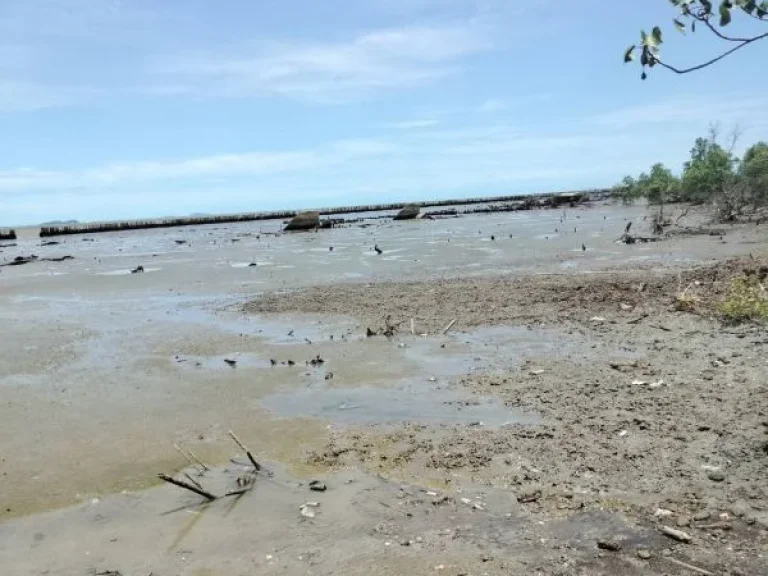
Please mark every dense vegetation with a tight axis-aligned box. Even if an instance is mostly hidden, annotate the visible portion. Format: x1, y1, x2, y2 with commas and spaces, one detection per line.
614, 130, 768, 221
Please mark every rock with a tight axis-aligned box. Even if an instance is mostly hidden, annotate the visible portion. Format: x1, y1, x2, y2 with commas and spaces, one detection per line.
676, 516, 691, 527
660, 525, 692, 543
284, 211, 320, 231
729, 500, 750, 518
707, 469, 726, 482
636, 549, 651, 560
131, 265, 144, 274
224, 358, 237, 367
309, 480, 326, 492
393, 203, 420, 220
597, 538, 622, 551
517, 488, 541, 503
693, 510, 712, 522
300, 502, 320, 518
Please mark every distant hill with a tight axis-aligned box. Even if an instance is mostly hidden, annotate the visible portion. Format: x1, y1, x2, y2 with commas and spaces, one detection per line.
40, 219, 79, 226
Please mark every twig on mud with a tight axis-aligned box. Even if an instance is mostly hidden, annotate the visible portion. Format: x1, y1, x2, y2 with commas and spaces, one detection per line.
674, 205, 693, 226
173, 442, 208, 473
626, 313, 649, 325
223, 487, 253, 498
663, 557, 714, 576
185, 447, 210, 471
158, 473, 217, 501
442, 319, 457, 334
228, 430, 262, 471
184, 473, 203, 490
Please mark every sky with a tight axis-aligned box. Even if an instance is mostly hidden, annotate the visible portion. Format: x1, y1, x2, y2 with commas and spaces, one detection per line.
1, 0, 767, 225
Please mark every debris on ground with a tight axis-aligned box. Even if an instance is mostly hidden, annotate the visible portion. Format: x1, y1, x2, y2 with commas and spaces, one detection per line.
309, 480, 327, 492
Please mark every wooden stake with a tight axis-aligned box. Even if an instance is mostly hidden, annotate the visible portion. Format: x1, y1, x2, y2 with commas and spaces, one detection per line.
442, 319, 456, 335
228, 430, 262, 471
173, 443, 204, 474
185, 448, 210, 471
184, 473, 203, 490
410, 318, 415, 335
158, 473, 217, 500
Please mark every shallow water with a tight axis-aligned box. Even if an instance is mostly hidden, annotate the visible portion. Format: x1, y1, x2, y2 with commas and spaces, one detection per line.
260, 381, 537, 426
0, 203, 738, 298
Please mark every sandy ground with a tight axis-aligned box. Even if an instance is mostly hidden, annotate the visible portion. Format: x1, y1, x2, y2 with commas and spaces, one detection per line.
1, 204, 767, 575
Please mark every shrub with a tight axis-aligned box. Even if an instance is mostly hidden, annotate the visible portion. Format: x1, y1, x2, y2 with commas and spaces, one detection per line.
719, 275, 768, 323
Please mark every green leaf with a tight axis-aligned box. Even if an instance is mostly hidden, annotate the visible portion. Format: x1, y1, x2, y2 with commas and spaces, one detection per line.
700, 0, 713, 14
652, 26, 664, 44
720, 1, 733, 25
641, 71, 648, 80
674, 18, 687, 33
624, 45, 636, 63
692, 19, 696, 32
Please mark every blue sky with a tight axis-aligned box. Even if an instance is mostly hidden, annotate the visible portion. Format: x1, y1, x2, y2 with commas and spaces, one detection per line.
1, 0, 767, 225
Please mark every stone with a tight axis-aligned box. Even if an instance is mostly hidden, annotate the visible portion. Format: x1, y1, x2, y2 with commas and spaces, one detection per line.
707, 469, 726, 482
393, 204, 420, 220
597, 539, 622, 551
729, 500, 750, 518
636, 549, 651, 560
693, 510, 712, 522
284, 211, 320, 231
676, 516, 691, 528
517, 488, 541, 503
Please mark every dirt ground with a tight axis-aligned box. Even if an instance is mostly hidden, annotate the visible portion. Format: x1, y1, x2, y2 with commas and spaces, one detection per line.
1, 212, 767, 575
246, 256, 768, 575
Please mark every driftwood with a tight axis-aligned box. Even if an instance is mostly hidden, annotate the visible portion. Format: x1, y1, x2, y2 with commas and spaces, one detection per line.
173, 443, 208, 473
663, 557, 714, 576
158, 473, 217, 500
184, 473, 203, 490
617, 233, 662, 245
228, 430, 262, 471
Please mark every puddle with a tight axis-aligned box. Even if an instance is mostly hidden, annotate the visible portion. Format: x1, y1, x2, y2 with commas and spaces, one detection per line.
97, 267, 161, 276
261, 380, 537, 427
172, 353, 273, 371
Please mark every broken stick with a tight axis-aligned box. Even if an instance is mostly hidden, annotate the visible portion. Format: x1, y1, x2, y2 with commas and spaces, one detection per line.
442, 319, 456, 335
173, 443, 205, 473
228, 430, 262, 471
663, 557, 714, 576
410, 318, 415, 336
184, 473, 203, 490
185, 447, 210, 471
158, 473, 217, 500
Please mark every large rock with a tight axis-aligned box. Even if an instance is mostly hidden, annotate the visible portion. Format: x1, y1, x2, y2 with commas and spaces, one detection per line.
284, 211, 320, 231
394, 204, 420, 220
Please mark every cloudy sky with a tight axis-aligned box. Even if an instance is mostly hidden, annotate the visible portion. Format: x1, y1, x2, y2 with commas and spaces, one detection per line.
1, 0, 767, 225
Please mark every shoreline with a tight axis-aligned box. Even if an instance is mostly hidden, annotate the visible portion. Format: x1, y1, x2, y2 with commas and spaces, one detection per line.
31, 188, 607, 237
1, 205, 766, 575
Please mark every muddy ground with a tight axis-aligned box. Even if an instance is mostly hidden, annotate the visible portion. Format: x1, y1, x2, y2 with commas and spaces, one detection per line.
246, 257, 768, 575
1, 207, 767, 575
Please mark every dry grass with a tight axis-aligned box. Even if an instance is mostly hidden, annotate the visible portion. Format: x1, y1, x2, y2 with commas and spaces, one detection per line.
719, 275, 768, 323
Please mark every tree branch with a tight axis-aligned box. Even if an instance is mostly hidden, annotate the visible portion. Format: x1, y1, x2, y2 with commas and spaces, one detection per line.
652, 30, 768, 74
692, 13, 753, 42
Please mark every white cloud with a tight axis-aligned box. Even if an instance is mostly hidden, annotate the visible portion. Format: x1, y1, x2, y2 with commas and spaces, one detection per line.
0, 81, 98, 113
592, 95, 768, 130
477, 98, 505, 113
154, 22, 494, 102
388, 119, 440, 129
0, 138, 395, 193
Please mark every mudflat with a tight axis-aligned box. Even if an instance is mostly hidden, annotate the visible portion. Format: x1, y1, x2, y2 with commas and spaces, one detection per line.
1, 202, 766, 575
